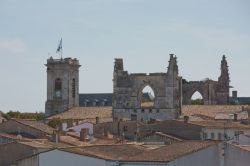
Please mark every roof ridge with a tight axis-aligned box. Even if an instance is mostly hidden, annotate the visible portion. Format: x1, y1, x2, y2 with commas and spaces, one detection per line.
11, 119, 54, 134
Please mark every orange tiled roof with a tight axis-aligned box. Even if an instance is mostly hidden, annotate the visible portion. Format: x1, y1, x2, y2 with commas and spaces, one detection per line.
182, 105, 246, 120
60, 141, 218, 162
47, 107, 112, 123
12, 119, 54, 135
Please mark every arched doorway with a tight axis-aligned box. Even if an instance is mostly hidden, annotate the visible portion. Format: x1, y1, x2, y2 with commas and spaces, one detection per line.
191, 91, 204, 105
141, 85, 155, 108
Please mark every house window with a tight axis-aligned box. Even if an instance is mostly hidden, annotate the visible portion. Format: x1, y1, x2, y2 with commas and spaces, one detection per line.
203, 133, 207, 140
149, 109, 152, 113
141, 109, 145, 113
235, 130, 244, 136
123, 126, 128, 132
224, 134, 228, 140
103, 99, 108, 106
218, 133, 222, 140
211, 133, 215, 139
131, 114, 137, 121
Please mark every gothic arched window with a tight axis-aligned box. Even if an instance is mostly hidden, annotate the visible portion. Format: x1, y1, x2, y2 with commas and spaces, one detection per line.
55, 78, 62, 98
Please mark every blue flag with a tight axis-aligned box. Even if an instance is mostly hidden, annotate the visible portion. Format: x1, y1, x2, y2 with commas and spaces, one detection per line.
56, 38, 62, 53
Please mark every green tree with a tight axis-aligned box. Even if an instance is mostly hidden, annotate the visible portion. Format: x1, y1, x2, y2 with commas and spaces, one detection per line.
191, 99, 204, 105
48, 118, 62, 128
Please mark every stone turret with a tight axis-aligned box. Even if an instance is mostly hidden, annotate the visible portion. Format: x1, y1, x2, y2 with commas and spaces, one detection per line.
114, 58, 124, 72
166, 54, 181, 113
218, 55, 230, 87
216, 55, 230, 104
168, 54, 178, 73
167, 54, 179, 86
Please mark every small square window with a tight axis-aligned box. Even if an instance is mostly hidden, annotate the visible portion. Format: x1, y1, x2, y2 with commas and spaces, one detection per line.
203, 133, 207, 140
123, 126, 128, 132
218, 133, 222, 140
211, 133, 215, 139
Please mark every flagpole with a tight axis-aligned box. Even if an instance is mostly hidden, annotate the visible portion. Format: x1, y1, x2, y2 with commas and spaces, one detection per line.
61, 38, 63, 60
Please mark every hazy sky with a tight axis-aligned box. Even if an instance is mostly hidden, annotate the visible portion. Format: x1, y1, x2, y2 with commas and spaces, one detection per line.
0, 0, 249, 113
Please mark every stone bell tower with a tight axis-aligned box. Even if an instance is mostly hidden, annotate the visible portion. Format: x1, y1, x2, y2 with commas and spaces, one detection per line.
45, 57, 81, 116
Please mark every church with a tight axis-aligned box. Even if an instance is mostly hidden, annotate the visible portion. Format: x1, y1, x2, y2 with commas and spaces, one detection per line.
45, 55, 236, 118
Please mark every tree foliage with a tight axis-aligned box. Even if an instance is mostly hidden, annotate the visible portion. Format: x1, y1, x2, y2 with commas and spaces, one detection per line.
191, 99, 204, 105
1, 111, 45, 121
48, 118, 62, 128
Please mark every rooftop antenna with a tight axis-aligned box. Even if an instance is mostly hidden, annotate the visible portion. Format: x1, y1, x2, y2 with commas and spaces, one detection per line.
56, 38, 63, 60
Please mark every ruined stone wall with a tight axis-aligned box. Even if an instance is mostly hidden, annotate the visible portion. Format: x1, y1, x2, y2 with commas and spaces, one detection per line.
182, 55, 230, 105
112, 54, 181, 122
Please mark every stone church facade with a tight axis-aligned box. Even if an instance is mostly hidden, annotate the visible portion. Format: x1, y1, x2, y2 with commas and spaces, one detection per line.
182, 55, 230, 105
44, 55, 230, 118
112, 54, 182, 121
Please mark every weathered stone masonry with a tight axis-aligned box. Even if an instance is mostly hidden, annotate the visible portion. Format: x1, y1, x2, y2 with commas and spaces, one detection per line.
45, 57, 81, 116
182, 55, 230, 105
112, 54, 182, 121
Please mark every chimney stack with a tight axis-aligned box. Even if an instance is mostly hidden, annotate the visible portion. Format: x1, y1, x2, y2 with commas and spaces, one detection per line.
96, 117, 100, 124
233, 113, 238, 122
52, 130, 60, 144
67, 119, 74, 128
80, 128, 89, 142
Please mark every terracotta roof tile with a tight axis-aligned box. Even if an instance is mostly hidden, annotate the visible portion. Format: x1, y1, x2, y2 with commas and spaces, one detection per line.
47, 107, 112, 123
129, 141, 218, 162
61, 144, 147, 161
182, 105, 246, 120
61, 141, 219, 162
13, 119, 54, 135
19, 141, 53, 149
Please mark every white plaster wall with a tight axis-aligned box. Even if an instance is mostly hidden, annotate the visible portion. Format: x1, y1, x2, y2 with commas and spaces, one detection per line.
39, 150, 106, 166
62, 122, 67, 131
66, 122, 94, 135
203, 128, 250, 140
229, 134, 250, 145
